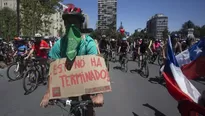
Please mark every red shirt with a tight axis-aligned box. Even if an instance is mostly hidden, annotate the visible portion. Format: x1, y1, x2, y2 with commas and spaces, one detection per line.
32, 40, 50, 58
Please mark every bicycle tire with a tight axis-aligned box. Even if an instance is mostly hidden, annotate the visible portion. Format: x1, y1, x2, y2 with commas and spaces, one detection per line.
150, 55, 156, 64
124, 61, 128, 72
143, 61, 149, 78
23, 69, 39, 93
106, 60, 110, 71
157, 55, 163, 66
7, 63, 20, 81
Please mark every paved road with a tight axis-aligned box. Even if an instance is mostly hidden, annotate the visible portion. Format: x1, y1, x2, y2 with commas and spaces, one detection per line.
0, 59, 205, 116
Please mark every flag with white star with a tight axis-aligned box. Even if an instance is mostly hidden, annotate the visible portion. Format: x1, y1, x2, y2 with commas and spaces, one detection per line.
162, 37, 204, 104
175, 38, 205, 80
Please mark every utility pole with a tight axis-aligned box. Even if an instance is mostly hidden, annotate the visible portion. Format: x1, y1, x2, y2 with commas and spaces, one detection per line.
17, 0, 20, 36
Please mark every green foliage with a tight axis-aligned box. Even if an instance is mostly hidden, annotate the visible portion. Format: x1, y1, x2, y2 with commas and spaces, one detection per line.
200, 25, 205, 37
20, 0, 62, 36
89, 29, 103, 40
180, 20, 205, 38
58, 24, 64, 37
162, 28, 169, 40
0, 7, 17, 41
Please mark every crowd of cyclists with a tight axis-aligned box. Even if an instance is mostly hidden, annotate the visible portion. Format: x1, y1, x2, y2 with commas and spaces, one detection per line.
97, 33, 198, 74
0, 3, 204, 116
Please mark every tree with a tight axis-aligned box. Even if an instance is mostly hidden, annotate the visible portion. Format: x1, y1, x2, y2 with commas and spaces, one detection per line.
0, 7, 17, 41
89, 29, 103, 41
20, 0, 62, 36
181, 20, 195, 35
194, 25, 201, 38
162, 28, 169, 40
200, 25, 205, 37
58, 24, 64, 37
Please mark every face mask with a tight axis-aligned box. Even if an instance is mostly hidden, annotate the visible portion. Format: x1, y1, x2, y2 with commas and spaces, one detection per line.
65, 24, 82, 61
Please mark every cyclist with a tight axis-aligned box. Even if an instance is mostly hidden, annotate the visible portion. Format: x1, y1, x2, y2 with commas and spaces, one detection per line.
110, 39, 117, 59
118, 37, 129, 62
25, 33, 50, 59
152, 39, 161, 53
13, 38, 28, 57
138, 39, 149, 70
110, 39, 117, 51
12, 38, 28, 76
44, 36, 53, 48
186, 35, 195, 49
99, 35, 109, 53
132, 38, 140, 61
162, 34, 182, 63
40, 5, 103, 116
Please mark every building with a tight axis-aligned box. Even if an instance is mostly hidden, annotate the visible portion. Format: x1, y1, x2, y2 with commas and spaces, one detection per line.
47, 3, 89, 36
48, 10, 65, 37
98, 0, 117, 30
146, 14, 168, 39
83, 13, 89, 29
0, 0, 16, 10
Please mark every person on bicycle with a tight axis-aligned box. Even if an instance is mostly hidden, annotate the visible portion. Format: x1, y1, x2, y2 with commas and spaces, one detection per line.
99, 35, 109, 53
152, 39, 161, 53
25, 33, 50, 59
110, 39, 117, 51
118, 37, 129, 62
138, 39, 149, 70
13, 38, 28, 57
186, 35, 195, 49
162, 34, 182, 65
12, 38, 28, 75
40, 5, 103, 116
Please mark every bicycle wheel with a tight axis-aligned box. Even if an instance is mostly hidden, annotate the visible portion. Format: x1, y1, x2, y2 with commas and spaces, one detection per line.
111, 52, 116, 62
149, 55, 156, 64
157, 55, 164, 66
106, 59, 110, 71
143, 61, 149, 78
7, 63, 20, 81
124, 59, 128, 72
23, 69, 39, 93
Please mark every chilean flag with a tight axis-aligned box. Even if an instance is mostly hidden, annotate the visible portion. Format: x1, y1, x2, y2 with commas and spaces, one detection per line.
162, 37, 202, 103
176, 39, 205, 80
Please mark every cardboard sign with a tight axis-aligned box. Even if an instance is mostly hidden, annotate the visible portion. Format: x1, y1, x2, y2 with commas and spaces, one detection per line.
49, 55, 112, 99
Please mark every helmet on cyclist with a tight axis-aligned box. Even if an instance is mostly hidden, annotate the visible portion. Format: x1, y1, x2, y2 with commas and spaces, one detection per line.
102, 35, 106, 38
122, 37, 127, 41
44, 36, 50, 40
171, 33, 179, 39
155, 39, 159, 43
35, 33, 42, 38
170, 33, 179, 43
62, 5, 85, 23
34, 33, 42, 43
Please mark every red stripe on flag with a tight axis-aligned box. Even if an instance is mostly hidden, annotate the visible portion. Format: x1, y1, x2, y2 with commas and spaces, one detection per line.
181, 57, 205, 80
162, 72, 193, 102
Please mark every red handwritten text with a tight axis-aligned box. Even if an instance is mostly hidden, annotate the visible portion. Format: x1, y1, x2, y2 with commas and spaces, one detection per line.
73, 59, 85, 69
90, 57, 102, 67
53, 62, 66, 76
59, 69, 110, 88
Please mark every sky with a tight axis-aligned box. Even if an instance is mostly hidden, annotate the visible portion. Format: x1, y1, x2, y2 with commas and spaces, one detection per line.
63, 0, 205, 33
